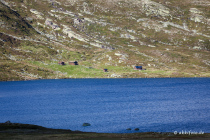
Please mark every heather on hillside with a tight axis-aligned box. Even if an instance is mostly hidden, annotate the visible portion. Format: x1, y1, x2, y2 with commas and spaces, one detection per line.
0, 0, 209, 80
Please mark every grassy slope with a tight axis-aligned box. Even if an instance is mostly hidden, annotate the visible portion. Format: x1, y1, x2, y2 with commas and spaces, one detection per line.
0, 0, 209, 81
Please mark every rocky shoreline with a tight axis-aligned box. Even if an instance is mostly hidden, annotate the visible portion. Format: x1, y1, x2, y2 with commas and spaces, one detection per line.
1, 76, 210, 82
0, 122, 209, 140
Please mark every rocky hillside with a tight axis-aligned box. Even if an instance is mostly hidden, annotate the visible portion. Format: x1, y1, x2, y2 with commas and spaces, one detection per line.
0, 0, 209, 81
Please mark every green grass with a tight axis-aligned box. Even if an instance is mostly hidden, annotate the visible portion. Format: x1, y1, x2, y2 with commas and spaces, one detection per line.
28, 61, 171, 78
29, 61, 109, 78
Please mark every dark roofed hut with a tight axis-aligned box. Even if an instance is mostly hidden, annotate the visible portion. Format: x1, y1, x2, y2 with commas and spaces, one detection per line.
58, 61, 65, 65
134, 66, 142, 70
69, 61, 78, 65
103, 69, 108, 72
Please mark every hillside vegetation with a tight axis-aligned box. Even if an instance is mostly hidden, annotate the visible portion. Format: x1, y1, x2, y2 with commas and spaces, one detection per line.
0, 0, 210, 81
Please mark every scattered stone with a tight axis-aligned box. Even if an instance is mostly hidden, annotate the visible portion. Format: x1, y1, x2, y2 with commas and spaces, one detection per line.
45, 19, 61, 30
126, 128, 132, 130
25, 17, 33, 22
141, 0, 170, 17
190, 8, 203, 14
148, 45, 156, 48
83, 123, 91, 126
30, 9, 44, 19
193, 46, 202, 50
5, 120, 11, 124
189, 8, 205, 23
110, 73, 122, 78
120, 33, 136, 40
115, 52, 122, 56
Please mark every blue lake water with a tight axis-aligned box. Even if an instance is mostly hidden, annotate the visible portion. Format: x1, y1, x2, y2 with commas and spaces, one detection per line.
0, 78, 210, 133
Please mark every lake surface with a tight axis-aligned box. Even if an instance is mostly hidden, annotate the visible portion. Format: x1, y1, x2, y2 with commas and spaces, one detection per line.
0, 78, 210, 133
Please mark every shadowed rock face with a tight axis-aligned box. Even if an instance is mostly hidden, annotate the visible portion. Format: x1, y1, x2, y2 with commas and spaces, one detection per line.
0, 0, 209, 80
83, 123, 91, 126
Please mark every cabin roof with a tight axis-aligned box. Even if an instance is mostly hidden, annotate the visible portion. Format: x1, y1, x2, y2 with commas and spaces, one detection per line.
135, 66, 142, 68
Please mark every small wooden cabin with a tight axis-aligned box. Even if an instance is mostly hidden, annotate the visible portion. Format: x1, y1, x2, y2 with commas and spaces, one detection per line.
69, 61, 78, 65
134, 66, 142, 70
58, 61, 65, 65
103, 69, 108, 72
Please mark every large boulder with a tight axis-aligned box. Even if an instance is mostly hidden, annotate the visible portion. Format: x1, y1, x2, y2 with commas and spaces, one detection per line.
82, 123, 91, 126
5, 120, 11, 124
